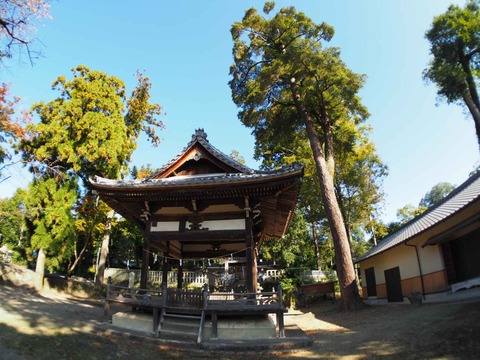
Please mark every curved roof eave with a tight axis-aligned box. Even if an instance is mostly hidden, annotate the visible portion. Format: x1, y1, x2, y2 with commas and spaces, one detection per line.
90, 164, 304, 191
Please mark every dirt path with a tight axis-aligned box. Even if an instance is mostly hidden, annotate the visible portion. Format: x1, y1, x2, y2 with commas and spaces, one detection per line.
1, 284, 479, 359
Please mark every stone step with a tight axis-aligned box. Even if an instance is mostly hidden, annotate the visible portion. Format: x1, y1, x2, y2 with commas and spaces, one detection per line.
158, 328, 198, 337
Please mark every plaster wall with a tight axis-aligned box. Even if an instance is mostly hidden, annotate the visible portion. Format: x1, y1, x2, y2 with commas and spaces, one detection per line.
359, 241, 444, 285
151, 219, 246, 232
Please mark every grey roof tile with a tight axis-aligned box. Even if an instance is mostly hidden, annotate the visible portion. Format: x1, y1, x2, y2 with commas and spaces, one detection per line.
92, 164, 303, 188
356, 171, 480, 263
150, 128, 255, 177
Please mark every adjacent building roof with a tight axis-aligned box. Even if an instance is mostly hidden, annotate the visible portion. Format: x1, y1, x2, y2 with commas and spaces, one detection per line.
356, 170, 480, 263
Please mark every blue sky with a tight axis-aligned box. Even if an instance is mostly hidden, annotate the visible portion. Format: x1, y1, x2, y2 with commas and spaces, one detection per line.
1, 0, 478, 223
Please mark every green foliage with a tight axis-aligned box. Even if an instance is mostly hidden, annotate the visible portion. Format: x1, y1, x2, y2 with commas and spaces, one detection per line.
14, 65, 164, 277
0, 188, 29, 264
424, 0, 480, 147
376, 181, 456, 243
261, 209, 315, 269
230, 4, 368, 166
255, 105, 385, 268
311, 222, 336, 270
131, 163, 156, 179
24, 176, 78, 272
108, 219, 143, 268
396, 204, 428, 225
419, 182, 455, 208
424, 0, 480, 103
280, 270, 302, 307
333, 125, 387, 233
20, 65, 164, 183
68, 194, 111, 277
230, 5, 377, 308
229, 149, 246, 165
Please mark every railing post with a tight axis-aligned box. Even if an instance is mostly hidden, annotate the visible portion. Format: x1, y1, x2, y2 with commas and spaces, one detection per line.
278, 283, 283, 308
202, 283, 209, 310
277, 282, 285, 338
162, 282, 167, 307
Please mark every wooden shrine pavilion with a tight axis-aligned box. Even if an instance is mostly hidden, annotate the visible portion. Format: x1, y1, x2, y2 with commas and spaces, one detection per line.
91, 129, 303, 293
91, 129, 303, 340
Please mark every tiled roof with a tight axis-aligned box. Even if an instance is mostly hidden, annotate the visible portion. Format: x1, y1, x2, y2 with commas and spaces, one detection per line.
356, 171, 480, 263
92, 164, 303, 189
151, 128, 255, 177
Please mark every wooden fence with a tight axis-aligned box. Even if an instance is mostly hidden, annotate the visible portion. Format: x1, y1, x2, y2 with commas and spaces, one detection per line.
104, 268, 207, 286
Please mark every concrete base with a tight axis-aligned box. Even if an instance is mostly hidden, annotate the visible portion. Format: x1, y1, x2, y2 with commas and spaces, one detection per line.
112, 311, 153, 333
204, 316, 276, 340
111, 311, 277, 340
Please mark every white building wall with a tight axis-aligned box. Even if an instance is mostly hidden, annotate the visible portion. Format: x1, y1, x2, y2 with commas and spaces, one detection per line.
360, 241, 444, 285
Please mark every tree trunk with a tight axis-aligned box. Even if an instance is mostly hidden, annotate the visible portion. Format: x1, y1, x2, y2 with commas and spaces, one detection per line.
35, 248, 46, 291
68, 203, 98, 277
95, 209, 114, 290
334, 180, 353, 250
291, 86, 364, 311
67, 234, 90, 277
459, 42, 480, 110
306, 127, 363, 311
462, 91, 480, 151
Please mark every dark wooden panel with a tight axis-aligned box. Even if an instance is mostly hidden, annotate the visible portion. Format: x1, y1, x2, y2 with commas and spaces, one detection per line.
384, 267, 403, 302
365, 267, 377, 297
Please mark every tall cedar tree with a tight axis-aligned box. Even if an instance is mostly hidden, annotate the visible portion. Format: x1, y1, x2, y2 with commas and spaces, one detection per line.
230, 3, 367, 310
24, 176, 77, 286
20, 65, 164, 288
424, 0, 480, 150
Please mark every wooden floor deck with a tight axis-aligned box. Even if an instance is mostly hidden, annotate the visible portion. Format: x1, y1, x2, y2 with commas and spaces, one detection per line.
104, 282, 286, 342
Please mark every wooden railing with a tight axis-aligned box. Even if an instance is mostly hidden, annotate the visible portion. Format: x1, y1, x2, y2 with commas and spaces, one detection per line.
206, 290, 282, 309
204, 286, 285, 338
104, 280, 286, 338
165, 287, 204, 309
104, 282, 163, 322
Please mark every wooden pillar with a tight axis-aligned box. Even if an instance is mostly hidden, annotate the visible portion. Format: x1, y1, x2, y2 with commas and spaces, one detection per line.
277, 284, 285, 337
140, 222, 151, 289
245, 215, 257, 293
162, 252, 169, 285
211, 312, 218, 339
177, 259, 183, 289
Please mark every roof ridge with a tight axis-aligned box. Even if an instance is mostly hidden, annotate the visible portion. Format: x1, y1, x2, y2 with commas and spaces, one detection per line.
193, 129, 255, 174
150, 129, 255, 178
356, 170, 480, 263
397, 169, 480, 229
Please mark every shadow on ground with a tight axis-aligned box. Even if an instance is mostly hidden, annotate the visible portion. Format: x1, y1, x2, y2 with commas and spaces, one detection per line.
1, 284, 480, 359
287, 297, 480, 359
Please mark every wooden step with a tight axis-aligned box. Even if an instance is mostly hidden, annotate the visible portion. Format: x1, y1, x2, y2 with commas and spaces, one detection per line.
163, 313, 201, 320
161, 321, 199, 329
157, 309, 205, 343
